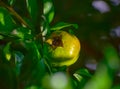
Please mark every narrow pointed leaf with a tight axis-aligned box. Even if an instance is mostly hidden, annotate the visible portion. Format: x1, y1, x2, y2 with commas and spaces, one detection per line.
51, 22, 78, 31
8, 0, 16, 6
26, 0, 39, 24
44, 0, 54, 23
14, 51, 24, 76
3, 42, 12, 61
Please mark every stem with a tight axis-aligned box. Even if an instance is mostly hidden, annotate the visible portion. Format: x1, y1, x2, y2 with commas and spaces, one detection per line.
34, 0, 53, 75
35, 0, 43, 41
0, 1, 31, 29
44, 58, 53, 75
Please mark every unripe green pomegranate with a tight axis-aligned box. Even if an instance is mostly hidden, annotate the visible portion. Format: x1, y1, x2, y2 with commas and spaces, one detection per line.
46, 30, 80, 67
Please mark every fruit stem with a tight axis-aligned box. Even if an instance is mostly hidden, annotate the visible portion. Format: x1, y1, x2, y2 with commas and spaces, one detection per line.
44, 58, 53, 75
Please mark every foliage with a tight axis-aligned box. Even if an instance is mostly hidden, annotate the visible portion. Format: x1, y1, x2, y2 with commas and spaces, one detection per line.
0, 0, 120, 89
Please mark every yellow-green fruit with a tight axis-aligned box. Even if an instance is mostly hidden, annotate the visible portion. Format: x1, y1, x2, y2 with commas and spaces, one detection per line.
46, 30, 80, 67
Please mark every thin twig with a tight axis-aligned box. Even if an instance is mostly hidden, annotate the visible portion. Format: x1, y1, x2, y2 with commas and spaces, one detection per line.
0, 1, 31, 29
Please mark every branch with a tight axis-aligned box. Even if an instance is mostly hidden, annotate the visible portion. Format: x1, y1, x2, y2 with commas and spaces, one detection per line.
0, 1, 31, 29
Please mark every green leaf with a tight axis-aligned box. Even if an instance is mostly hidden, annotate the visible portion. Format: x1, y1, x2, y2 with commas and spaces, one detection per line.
23, 17, 35, 29
0, 35, 4, 39
0, 7, 16, 34
0, 32, 20, 42
11, 27, 33, 40
83, 65, 113, 89
73, 68, 92, 89
112, 85, 120, 89
8, 0, 16, 6
3, 42, 12, 61
25, 85, 41, 89
26, 0, 39, 24
43, 0, 54, 23
73, 68, 92, 82
75, 68, 92, 77
14, 51, 24, 76
51, 22, 78, 31
25, 41, 41, 61
81, 45, 119, 89
19, 41, 47, 87
41, 19, 50, 39
19, 41, 42, 71
103, 45, 120, 71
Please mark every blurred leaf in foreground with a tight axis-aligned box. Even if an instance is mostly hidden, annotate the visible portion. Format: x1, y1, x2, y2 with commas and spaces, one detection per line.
82, 45, 120, 89
41, 72, 74, 89
112, 85, 120, 89
103, 45, 120, 71
82, 64, 113, 89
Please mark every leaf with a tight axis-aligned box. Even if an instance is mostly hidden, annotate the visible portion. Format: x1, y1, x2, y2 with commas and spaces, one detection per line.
0, 7, 16, 34
25, 85, 41, 89
0, 0, 15, 6
26, 0, 39, 24
14, 51, 24, 76
82, 65, 113, 89
41, 19, 50, 39
73, 68, 92, 89
103, 45, 120, 71
19, 41, 42, 71
19, 41, 47, 87
81, 45, 119, 89
8, 0, 16, 6
0, 32, 20, 42
73, 68, 92, 82
11, 27, 33, 40
23, 17, 35, 29
25, 41, 41, 61
43, 0, 54, 23
112, 85, 120, 89
51, 22, 78, 31
3, 42, 12, 61
0, 35, 4, 39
